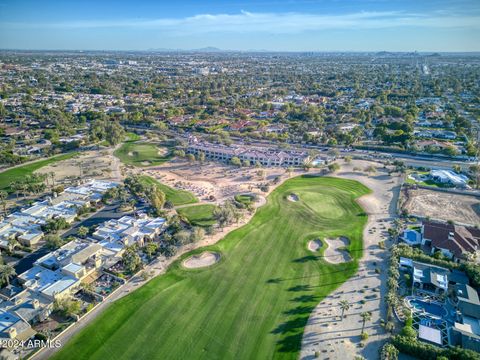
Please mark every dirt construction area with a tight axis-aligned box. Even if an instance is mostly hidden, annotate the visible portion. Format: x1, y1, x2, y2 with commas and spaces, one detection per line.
36, 148, 122, 184
402, 187, 480, 226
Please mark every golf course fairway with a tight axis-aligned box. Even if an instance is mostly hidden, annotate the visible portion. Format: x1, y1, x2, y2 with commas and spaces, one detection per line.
52, 176, 370, 360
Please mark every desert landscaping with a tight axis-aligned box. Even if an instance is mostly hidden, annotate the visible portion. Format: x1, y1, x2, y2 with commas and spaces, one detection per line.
401, 187, 480, 226
301, 159, 402, 360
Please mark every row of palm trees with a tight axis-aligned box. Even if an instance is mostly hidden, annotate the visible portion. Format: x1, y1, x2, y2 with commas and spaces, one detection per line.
339, 299, 373, 333
8, 172, 57, 200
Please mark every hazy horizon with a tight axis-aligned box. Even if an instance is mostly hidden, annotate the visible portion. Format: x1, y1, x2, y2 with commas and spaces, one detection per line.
1, 0, 479, 52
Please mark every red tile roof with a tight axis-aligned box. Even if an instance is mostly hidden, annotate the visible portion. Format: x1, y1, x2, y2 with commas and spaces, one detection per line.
423, 221, 480, 259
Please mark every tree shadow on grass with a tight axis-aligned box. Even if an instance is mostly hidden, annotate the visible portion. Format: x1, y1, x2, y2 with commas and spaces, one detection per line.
266, 278, 283, 284
271, 316, 308, 335
276, 332, 305, 354
292, 255, 319, 263
283, 305, 316, 316
271, 316, 310, 353
290, 295, 318, 303
287, 284, 312, 292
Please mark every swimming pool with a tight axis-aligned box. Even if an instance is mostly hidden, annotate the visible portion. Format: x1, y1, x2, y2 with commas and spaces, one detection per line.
408, 299, 447, 317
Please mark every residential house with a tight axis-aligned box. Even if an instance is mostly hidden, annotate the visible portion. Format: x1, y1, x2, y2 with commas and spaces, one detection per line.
92, 214, 166, 256
421, 221, 480, 262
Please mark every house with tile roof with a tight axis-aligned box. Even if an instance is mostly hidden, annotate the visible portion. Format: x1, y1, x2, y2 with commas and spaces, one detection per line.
421, 221, 480, 262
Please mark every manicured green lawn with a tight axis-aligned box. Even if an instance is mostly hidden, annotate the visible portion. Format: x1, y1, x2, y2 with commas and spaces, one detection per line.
124, 132, 141, 142
177, 204, 218, 227
139, 176, 198, 206
405, 170, 448, 189
0, 152, 78, 191
234, 193, 255, 205
53, 176, 370, 360
114, 142, 171, 167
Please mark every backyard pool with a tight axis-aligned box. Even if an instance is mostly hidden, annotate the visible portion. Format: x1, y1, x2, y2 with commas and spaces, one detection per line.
408, 298, 447, 317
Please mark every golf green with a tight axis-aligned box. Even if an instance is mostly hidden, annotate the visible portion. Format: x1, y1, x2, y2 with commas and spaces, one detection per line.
53, 176, 370, 360
139, 176, 198, 206
114, 142, 171, 167
177, 204, 217, 227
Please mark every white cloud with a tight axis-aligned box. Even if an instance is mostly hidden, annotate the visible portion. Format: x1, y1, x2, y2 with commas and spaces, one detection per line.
4, 10, 480, 34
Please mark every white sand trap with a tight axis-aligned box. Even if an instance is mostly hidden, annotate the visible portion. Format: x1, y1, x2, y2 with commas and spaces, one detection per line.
141, 161, 151, 166
287, 193, 299, 202
308, 239, 322, 252
128, 152, 134, 156
323, 237, 352, 264
157, 148, 168, 156
182, 251, 220, 269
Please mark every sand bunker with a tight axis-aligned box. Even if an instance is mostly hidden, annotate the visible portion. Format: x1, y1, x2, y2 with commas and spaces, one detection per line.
128, 152, 134, 156
157, 148, 169, 156
182, 251, 220, 269
308, 239, 322, 252
287, 193, 299, 202
141, 161, 151, 166
323, 237, 352, 264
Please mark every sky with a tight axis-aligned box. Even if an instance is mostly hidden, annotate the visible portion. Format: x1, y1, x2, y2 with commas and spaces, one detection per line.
0, 0, 479, 52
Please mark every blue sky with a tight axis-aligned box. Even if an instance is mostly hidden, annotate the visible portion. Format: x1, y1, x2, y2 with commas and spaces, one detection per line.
0, 0, 479, 51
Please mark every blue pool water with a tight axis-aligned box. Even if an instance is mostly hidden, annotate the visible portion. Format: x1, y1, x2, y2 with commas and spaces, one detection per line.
410, 299, 446, 317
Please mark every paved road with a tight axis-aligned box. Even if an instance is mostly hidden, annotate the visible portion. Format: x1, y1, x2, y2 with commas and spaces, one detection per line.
14, 247, 51, 274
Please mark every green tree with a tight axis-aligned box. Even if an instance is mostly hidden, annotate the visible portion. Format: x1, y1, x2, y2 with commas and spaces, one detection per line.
77, 226, 89, 238
174, 230, 192, 245
339, 300, 350, 319
360, 311, 372, 333
381, 343, 399, 360
190, 227, 205, 243
213, 202, 236, 228
328, 163, 340, 172
144, 243, 159, 258
0, 265, 16, 286
44, 234, 63, 249
0, 191, 7, 215
230, 157, 242, 167
122, 246, 142, 273
174, 149, 186, 158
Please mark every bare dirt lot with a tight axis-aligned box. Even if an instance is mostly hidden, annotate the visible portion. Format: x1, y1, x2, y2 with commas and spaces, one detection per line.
36, 149, 122, 184
402, 187, 480, 226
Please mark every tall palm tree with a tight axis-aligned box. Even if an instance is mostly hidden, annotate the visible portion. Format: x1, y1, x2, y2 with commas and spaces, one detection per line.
360, 311, 372, 333
10, 182, 20, 199
49, 172, 56, 189
0, 191, 7, 215
0, 265, 16, 286
7, 236, 19, 251
339, 300, 350, 319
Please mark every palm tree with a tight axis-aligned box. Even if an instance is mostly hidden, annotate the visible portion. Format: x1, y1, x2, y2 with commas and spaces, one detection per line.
0, 265, 16, 286
7, 236, 19, 251
49, 172, 56, 189
10, 182, 20, 200
360, 311, 372, 333
0, 191, 7, 215
339, 300, 350, 319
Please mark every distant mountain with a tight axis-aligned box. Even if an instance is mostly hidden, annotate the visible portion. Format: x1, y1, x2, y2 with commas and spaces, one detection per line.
193, 47, 224, 52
